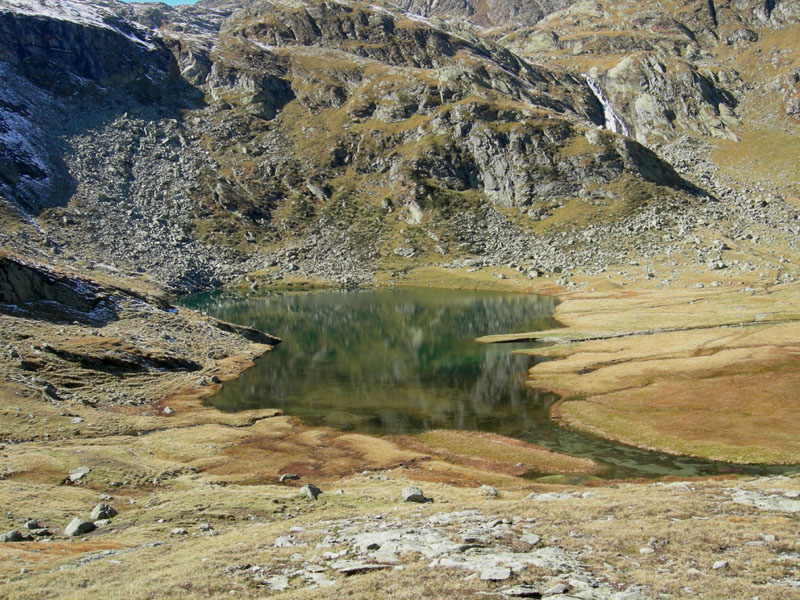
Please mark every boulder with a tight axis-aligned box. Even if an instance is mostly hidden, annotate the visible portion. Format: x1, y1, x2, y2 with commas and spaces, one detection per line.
401, 486, 432, 503
64, 518, 96, 537
479, 485, 499, 497
68, 466, 91, 482
299, 484, 322, 500
0, 530, 23, 543
90, 503, 117, 520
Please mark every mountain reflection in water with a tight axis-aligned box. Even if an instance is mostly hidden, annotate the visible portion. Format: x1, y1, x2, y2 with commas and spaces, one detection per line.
187, 288, 559, 435
182, 288, 797, 480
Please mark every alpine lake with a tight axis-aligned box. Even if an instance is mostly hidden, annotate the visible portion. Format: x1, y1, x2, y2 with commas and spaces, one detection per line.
182, 288, 794, 480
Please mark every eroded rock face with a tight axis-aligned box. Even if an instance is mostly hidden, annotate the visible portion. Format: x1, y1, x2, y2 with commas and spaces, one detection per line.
598, 54, 741, 144
0, 254, 116, 324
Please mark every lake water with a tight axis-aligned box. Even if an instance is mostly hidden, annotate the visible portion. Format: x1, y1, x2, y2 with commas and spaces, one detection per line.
183, 288, 795, 480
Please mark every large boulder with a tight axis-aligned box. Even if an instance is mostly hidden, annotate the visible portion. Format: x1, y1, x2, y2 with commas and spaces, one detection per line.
64, 518, 96, 537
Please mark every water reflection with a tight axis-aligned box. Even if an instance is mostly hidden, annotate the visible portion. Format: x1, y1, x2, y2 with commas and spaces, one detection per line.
183, 288, 797, 480
186, 288, 559, 435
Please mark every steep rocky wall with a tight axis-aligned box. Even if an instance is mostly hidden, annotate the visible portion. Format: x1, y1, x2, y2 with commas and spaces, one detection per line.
0, 9, 174, 92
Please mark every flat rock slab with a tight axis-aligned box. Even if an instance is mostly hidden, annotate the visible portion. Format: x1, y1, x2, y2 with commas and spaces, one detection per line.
480, 565, 512, 581
333, 560, 392, 575
732, 490, 800, 512
498, 586, 542, 598
68, 467, 90, 482
264, 575, 289, 591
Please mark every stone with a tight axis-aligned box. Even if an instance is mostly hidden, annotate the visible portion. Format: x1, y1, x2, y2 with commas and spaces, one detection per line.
299, 483, 322, 500
64, 518, 96, 537
480, 565, 512, 581
498, 585, 542, 598
264, 575, 289, 591
402, 486, 432, 503
334, 560, 391, 575
1, 530, 23, 543
479, 485, 499, 497
68, 466, 91, 482
163, 406, 175, 415
544, 583, 569, 595
90, 503, 117, 520
171, 528, 188, 535
304, 572, 335, 586
24, 519, 41, 530
712, 560, 729, 570
520, 533, 541, 545
94, 519, 111, 527
279, 473, 300, 483
198, 523, 213, 532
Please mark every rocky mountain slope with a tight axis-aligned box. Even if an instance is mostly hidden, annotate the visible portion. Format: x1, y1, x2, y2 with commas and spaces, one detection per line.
0, 0, 797, 291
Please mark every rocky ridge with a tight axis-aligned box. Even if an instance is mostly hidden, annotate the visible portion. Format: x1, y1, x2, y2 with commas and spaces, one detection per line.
0, 0, 797, 291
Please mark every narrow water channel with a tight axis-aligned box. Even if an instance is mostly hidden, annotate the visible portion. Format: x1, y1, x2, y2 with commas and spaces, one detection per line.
182, 288, 795, 480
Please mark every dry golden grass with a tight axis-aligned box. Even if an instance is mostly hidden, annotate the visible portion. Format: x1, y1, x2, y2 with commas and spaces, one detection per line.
490, 282, 800, 463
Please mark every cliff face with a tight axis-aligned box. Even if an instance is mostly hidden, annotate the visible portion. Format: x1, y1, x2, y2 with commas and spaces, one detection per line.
0, 0, 798, 290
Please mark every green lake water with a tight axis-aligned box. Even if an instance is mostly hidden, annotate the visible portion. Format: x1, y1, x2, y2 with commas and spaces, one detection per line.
182, 288, 796, 480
